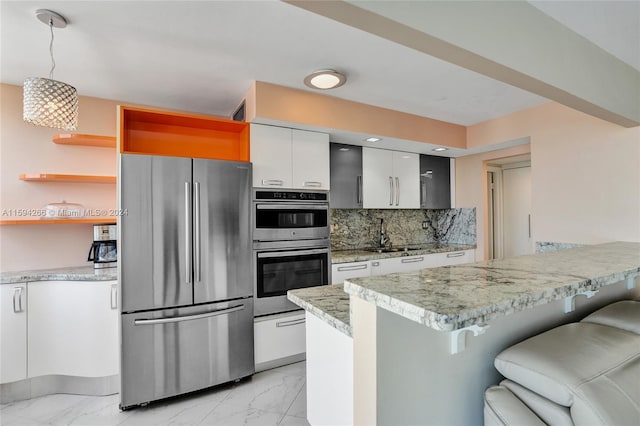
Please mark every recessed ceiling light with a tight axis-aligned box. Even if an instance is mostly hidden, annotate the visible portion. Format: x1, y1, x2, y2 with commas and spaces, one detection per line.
365, 137, 382, 142
433, 147, 448, 152
304, 69, 347, 90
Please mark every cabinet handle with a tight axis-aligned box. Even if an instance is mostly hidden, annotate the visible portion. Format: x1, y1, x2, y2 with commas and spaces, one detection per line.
110, 285, 118, 310
401, 257, 424, 263
371, 261, 380, 267
13, 287, 24, 313
447, 252, 465, 258
389, 176, 393, 206
421, 181, 427, 208
262, 179, 283, 186
395, 177, 400, 206
303, 181, 322, 188
528, 214, 531, 238
337, 264, 368, 272
356, 175, 363, 205
276, 318, 306, 328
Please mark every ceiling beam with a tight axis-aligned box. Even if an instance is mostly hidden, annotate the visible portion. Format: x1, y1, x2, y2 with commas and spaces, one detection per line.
285, 0, 640, 128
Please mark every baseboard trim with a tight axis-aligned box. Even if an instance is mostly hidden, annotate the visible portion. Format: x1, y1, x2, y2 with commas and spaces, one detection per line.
255, 353, 306, 373
1, 374, 119, 404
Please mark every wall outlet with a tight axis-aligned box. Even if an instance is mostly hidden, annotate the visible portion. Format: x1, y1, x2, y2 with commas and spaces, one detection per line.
422, 221, 429, 229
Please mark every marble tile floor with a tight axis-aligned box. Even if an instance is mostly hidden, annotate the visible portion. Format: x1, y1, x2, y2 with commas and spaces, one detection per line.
0, 362, 309, 426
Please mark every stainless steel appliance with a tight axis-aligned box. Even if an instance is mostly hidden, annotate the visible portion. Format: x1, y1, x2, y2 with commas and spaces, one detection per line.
252, 189, 329, 242
119, 155, 254, 410
87, 223, 117, 269
252, 190, 331, 316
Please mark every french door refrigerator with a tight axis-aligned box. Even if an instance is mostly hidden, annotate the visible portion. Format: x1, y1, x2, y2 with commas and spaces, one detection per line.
119, 154, 254, 410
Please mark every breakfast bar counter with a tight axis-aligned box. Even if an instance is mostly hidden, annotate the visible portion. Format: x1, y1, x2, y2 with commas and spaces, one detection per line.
288, 242, 640, 426
344, 241, 640, 332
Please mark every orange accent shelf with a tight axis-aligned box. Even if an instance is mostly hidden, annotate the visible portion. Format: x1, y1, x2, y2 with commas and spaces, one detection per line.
19, 174, 116, 184
0, 217, 116, 226
119, 106, 250, 161
53, 134, 116, 148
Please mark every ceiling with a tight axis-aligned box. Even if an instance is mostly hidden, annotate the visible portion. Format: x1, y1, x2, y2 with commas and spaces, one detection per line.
1, 1, 638, 134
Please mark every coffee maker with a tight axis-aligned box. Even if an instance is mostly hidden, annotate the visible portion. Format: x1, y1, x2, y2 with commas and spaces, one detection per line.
88, 223, 117, 269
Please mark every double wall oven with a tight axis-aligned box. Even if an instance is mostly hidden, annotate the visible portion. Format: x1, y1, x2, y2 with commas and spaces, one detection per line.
252, 190, 331, 316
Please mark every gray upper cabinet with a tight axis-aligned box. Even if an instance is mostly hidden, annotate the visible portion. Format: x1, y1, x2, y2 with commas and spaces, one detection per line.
420, 154, 451, 209
330, 143, 363, 208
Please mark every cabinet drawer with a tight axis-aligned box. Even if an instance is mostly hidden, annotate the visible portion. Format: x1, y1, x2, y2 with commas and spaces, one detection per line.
254, 311, 306, 371
332, 261, 370, 284
429, 250, 475, 267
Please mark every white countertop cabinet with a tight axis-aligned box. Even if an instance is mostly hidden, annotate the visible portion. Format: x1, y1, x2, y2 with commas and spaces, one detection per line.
0, 284, 27, 384
362, 147, 419, 208
27, 280, 118, 378
251, 123, 330, 190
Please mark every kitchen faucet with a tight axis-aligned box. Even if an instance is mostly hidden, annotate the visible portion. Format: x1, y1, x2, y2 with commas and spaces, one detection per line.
379, 218, 389, 248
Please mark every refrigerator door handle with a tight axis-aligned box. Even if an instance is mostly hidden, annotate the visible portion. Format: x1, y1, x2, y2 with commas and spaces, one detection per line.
133, 304, 245, 326
194, 181, 201, 283
185, 182, 192, 284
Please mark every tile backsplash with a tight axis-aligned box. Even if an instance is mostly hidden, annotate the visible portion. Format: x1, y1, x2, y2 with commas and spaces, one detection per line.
330, 208, 476, 250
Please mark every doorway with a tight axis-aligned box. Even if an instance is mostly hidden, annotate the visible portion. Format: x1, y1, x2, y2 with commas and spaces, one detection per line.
486, 155, 532, 259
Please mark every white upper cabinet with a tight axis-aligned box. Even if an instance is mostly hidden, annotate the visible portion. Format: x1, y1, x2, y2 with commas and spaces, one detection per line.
250, 124, 292, 188
292, 129, 330, 190
251, 124, 330, 190
362, 147, 419, 209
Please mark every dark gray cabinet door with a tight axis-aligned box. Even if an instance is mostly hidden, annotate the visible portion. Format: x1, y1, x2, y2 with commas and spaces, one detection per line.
330, 143, 363, 208
420, 155, 451, 209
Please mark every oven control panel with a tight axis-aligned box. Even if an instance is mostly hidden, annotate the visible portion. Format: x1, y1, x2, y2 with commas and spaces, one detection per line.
254, 190, 328, 201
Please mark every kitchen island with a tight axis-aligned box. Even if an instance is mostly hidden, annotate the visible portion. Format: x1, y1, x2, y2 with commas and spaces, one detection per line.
289, 242, 640, 425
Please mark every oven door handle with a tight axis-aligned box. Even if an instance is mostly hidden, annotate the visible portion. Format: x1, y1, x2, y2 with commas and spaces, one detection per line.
255, 204, 328, 210
257, 248, 329, 258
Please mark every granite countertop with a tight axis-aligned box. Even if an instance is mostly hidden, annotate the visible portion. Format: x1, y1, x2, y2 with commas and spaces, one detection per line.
1, 266, 117, 284
331, 243, 476, 264
344, 242, 640, 332
288, 285, 352, 337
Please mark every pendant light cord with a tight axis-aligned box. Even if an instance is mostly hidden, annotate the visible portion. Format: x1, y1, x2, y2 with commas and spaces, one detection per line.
48, 19, 56, 79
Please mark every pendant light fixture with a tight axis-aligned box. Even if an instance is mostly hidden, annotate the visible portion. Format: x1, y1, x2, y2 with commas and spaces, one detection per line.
23, 9, 78, 131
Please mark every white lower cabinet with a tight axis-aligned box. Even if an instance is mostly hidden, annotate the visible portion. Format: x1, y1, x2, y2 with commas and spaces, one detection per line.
428, 249, 475, 267
371, 255, 429, 276
333, 250, 476, 284
0, 284, 27, 384
331, 261, 371, 284
28, 280, 118, 378
254, 311, 306, 372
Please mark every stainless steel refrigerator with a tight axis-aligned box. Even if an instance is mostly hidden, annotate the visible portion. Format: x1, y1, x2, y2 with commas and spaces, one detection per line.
118, 154, 254, 410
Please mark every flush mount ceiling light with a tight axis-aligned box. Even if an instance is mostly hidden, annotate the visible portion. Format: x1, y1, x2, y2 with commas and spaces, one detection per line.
364, 137, 382, 143
433, 147, 448, 152
304, 69, 347, 90
23, 9, 78, 131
